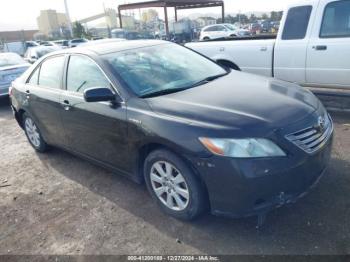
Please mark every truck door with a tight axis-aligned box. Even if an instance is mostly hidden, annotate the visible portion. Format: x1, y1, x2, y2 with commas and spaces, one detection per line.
306, 0, 350, 88
274, 5, 314, 85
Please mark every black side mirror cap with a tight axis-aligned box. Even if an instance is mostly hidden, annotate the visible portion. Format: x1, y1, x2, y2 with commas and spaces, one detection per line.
83, 87, 117, 103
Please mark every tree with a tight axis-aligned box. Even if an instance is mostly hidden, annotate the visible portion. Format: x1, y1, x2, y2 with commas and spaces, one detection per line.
141, 9, 158, 23
261, 13, 269, 20
249, 14, 257, 23
72, 21, 90, 38
270, 11, 283, 21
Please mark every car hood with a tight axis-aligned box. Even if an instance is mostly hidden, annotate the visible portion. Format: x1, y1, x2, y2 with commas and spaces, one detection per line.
146, 71, 320, 132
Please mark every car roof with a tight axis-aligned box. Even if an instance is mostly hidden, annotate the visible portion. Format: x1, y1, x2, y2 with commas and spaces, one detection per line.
52, 39, 168, 56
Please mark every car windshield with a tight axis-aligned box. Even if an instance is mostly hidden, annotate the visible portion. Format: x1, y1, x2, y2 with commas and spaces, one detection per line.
72, 39, 87, 43
36, 47, 57, 58
224, 24, 236, 30
103, 43, 227, 98
0, 53, 25, 67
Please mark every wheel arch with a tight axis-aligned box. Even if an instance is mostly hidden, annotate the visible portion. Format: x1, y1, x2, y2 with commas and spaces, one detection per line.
216, 59, 241, 71
136, 142, 210, 210
14, 108, 26, 129
135, 143, 209, 200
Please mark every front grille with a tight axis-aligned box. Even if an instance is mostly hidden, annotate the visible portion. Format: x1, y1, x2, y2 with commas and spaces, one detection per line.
285, 114, 333, 154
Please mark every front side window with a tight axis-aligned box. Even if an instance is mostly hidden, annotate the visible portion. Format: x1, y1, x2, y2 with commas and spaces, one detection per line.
282, 5, 312, 40
66, 55, 110, 93
38, 56, 65, 89
103, 43, 227, 97
320, 0, 350, 38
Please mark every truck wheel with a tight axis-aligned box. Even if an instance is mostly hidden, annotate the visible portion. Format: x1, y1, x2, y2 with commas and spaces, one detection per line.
203, 37, 210, 41
144, 149, 207, 220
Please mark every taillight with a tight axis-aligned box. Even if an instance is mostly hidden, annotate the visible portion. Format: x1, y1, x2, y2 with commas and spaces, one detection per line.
9, 85, 13, 97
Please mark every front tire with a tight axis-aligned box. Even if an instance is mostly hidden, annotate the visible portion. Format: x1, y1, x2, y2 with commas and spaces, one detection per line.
23, 113, 48, 153
144, 149, 207, 220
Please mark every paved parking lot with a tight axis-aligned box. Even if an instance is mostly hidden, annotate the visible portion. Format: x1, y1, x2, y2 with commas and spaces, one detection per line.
0, 96, 350, 255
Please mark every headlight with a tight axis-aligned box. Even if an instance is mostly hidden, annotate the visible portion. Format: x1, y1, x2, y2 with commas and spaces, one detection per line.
199, 138, 286, 158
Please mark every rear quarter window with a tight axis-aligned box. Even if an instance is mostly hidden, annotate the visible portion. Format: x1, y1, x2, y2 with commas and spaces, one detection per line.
282, 5, 312, 40
38, 56, 65, 89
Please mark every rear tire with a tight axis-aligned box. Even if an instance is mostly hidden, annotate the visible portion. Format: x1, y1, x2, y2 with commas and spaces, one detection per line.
144, 149, 207, 220
23, 113, 48, 153
203, 37, 210, 41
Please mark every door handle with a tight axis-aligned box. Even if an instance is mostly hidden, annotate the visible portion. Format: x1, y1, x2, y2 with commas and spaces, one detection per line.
313, 45, 327, 51
62, 100, 71, 111
260, 46, 268, 51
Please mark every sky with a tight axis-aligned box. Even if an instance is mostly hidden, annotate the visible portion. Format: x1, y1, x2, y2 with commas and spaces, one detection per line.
0, 0, 294, 31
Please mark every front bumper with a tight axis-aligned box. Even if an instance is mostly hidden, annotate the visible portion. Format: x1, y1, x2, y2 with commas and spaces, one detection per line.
188, 133, 333, 218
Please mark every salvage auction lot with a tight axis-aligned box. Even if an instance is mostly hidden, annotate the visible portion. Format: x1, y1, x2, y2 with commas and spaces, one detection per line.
0, 97, 349, 255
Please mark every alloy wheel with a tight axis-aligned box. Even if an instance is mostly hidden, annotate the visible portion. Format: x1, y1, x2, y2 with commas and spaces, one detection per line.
25, 118, 41, 148
150, 161, 190, 211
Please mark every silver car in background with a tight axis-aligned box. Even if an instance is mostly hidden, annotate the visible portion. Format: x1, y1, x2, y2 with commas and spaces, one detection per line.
24, 46, 61, 64
0, 53, 29, 97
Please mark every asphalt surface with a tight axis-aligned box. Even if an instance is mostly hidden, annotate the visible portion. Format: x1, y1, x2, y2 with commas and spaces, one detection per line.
0, 96, 349, 255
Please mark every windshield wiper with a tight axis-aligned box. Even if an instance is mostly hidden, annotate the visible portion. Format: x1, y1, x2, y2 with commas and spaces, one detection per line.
189, 72, 228, 88
140, 72, 228, 99
140, 87, 188, 98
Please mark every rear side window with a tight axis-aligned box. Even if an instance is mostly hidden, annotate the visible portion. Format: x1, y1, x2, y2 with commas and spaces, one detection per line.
28, 67, 39, 85
38, 56, 65, 89
282, 6, 312, 40
320, 0, 350, 38
66, 55, 110, 93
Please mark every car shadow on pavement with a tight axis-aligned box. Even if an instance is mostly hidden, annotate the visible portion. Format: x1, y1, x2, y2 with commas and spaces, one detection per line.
35, 144, 350, 254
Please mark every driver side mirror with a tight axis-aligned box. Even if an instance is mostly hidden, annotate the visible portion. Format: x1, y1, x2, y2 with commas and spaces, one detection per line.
84, 87, 118, 103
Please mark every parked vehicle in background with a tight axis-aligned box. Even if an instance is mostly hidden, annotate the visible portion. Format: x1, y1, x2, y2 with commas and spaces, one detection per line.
235, 29, 252, 37
2, 42, 26, 56
53, 40, 69, 48
111, 29, 143, 40
10, 40, 333, 221
199, 24, 238, 40
250, 23, 262, 35
24, 46, 60, 64
25, 41, 39, 49
69, 38, 89, 48
187, 0, 350, 89
0, 53, 29, 96
39, 41, 61, 48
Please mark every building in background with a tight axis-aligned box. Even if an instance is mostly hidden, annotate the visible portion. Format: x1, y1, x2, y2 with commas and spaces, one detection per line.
195, 17, 217, 27
37, 9, 69, 38
0, 30, 39, 43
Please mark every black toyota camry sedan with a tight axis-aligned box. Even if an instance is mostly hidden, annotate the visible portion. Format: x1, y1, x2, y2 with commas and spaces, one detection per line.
10, 40, 333, 221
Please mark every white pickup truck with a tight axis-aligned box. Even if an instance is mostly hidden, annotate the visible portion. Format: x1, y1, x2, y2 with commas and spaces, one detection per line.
186, 0, 350, 89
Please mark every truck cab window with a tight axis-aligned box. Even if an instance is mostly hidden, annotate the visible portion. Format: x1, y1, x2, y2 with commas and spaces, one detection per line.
282, 6, 312, 40
320, 0, 350, 38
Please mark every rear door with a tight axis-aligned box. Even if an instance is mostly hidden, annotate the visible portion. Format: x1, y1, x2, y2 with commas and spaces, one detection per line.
25, 55, 67, 146
60, 54, 129, 171
306, 0, 350, 88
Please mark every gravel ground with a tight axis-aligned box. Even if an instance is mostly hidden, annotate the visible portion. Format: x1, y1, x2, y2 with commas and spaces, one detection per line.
0, 96, 349, 255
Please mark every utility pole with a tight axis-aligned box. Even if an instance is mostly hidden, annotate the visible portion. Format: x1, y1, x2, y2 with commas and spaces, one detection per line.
64, 0, 73, 38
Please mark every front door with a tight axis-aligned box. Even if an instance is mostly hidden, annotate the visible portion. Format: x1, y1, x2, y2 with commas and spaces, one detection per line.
60, 54, 129, 171
306, 0, 350, 88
